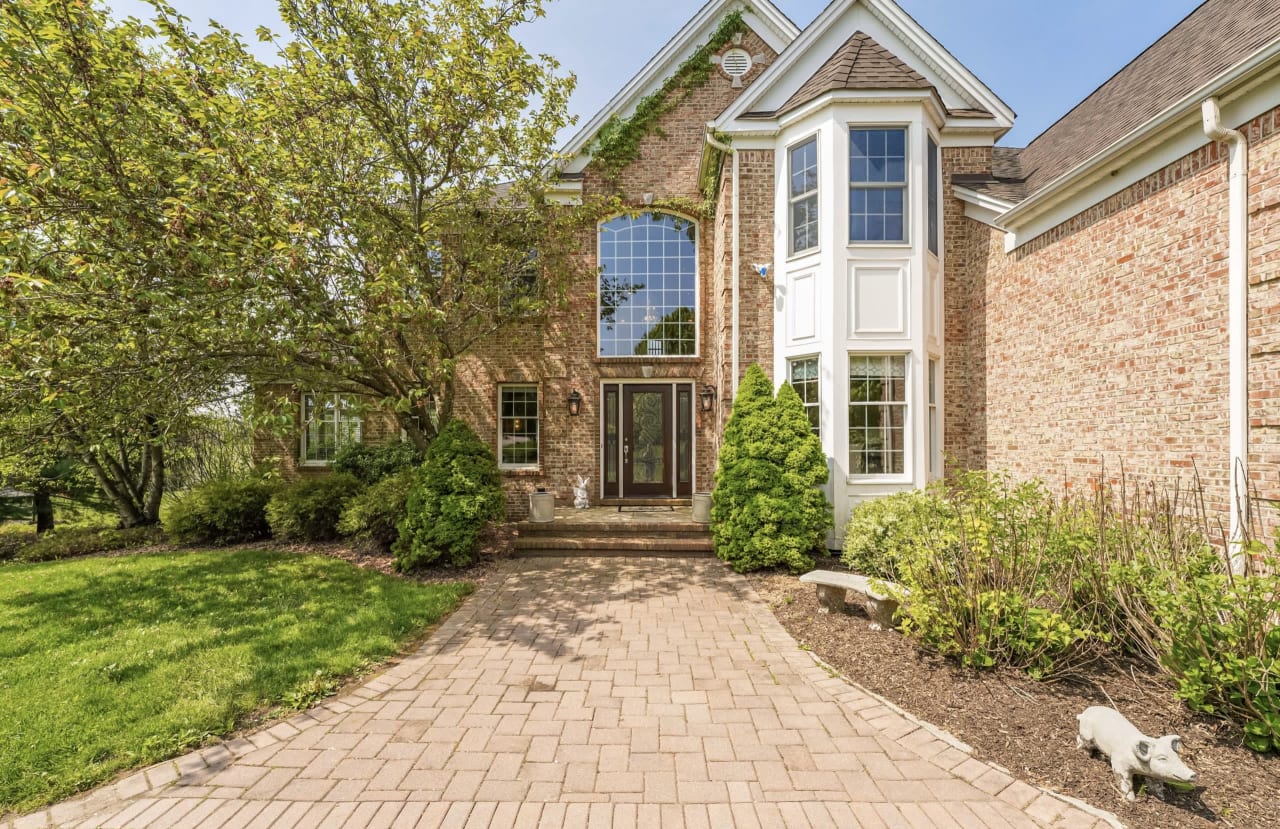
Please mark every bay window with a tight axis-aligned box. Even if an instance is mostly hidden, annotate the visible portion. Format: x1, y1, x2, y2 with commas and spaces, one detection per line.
848, 355, 907, 476
849, 128, 907, 243
789, 136, 819, 254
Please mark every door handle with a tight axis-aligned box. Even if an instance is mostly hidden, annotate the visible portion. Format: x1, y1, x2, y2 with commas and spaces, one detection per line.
623, 440, 631, 464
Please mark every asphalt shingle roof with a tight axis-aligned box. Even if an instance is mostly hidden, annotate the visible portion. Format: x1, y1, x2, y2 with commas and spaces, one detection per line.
779, 31, 932, 115
1015, 0, 1280, 198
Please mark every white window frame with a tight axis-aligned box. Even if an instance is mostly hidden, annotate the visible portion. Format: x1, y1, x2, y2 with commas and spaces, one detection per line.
788, 355, 821, 439
847, 353, 910, 480
498, 384, 540, 470
788, 134, 820, 257
300, 393, 363, 467
848, 125, 909, 246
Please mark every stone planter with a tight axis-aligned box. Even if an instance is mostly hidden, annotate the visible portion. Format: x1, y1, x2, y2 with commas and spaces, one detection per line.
691, 492, 712, 523
528, 491, 555, 523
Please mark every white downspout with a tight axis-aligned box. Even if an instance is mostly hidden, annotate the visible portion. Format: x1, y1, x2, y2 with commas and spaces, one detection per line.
1201, 98, 1250, 571
706, 129, 740, 397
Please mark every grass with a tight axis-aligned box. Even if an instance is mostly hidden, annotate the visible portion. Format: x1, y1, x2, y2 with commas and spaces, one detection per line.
0, 549, 473, 814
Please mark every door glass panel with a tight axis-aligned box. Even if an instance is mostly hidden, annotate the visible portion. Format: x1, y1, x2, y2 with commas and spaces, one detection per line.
631, 391, 665, 485
605, 388, 618, 485
678, 388, 691, 485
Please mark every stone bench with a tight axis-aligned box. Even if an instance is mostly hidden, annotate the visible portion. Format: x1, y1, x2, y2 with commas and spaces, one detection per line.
799, 570, 905, 630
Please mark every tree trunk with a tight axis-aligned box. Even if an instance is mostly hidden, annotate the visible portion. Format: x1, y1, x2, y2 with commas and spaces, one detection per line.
34, 492, 54, 535
142, 443, 164, 524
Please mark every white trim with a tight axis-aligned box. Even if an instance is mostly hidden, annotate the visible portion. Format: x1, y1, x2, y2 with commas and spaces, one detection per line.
558, 0, 798, 175
596, 210, 702, 360
1000, 40, 1280, 248
713, 0, 1014, 133
497, 384, 541, 471
952, 184, 1015, 229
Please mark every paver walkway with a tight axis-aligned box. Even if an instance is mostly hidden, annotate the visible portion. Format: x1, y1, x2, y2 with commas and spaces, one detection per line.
10, 558, 1118, 829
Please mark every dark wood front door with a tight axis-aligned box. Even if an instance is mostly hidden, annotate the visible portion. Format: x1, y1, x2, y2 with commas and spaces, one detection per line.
623, 385, 672, 497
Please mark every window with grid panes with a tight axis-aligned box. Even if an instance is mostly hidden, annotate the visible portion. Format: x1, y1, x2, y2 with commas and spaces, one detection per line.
848, 355, 907, 475
849, 128, 907, 243
789, 137, 819, 254
499, 386, 539, 468
598, 213, 697, 356
788, 357, 820, 438
301, 394, 362, 464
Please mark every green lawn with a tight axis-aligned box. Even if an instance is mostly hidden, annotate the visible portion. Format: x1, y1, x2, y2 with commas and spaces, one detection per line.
0, 550, 472, 813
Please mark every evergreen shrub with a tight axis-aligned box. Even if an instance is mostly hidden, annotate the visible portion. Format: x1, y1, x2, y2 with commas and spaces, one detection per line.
711, 365, 831, 573
393, 420, 504, 570
163, 477, 278, 545
332, 441, 422, 485
337, 468, 417, 549
266, 474, 364, 542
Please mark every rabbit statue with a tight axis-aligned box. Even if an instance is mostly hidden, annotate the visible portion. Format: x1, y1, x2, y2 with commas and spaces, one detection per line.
572, 476, 591, 509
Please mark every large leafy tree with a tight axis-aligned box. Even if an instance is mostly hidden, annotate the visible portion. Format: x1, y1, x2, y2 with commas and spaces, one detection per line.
248, 0, 583, 447
0, 1, 280, 525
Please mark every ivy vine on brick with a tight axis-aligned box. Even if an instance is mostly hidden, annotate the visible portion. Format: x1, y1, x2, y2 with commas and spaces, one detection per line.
590, 9, 750, 184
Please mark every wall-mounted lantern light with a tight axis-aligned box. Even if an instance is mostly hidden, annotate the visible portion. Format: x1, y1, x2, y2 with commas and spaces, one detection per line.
567, 390, 583, 417
699, 385, 717, 413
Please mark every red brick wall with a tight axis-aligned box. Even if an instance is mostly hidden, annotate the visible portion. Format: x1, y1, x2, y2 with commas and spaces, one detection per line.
950, 107, 1280, 539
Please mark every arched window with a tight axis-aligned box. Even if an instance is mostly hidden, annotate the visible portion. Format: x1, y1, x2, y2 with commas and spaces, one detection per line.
598, 213, 697, 357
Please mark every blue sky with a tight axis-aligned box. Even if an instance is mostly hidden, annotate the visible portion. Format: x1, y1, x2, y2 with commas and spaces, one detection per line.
107, 0, 1204, 148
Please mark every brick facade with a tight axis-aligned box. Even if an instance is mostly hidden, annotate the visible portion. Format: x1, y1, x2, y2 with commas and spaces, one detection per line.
949, 107, 1280, 538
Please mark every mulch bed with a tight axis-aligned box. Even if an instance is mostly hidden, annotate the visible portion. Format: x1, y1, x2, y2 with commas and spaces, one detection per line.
749, 564, 1280, 829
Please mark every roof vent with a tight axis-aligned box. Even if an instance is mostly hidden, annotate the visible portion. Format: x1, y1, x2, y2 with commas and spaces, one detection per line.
719, 48, 753, 85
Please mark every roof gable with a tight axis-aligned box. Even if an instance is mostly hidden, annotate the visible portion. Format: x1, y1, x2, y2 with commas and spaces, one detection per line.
778, 31, 930, 115
716, 0, 1013, 131
558, 0, 799, 175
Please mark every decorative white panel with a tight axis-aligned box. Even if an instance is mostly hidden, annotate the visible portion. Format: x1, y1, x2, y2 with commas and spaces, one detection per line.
790, 272, 816, 341
852, 266, 906, 335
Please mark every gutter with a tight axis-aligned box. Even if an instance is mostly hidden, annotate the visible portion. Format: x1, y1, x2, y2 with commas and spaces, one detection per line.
706, 128, 741, 399
1201, 97, 1250, 571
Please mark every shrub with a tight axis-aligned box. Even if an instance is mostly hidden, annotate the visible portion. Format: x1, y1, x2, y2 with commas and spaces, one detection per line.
394, 420, 504, 570
0, 523, 33, 561
711, 366, 831, 573
337, 468, 417, 549
841, 489, 944, 580
890, 472, 1102, 677
16, 526, 166, 563
266, 474, 364, 542
332, 441, 423, 485
163, 477, 278, 545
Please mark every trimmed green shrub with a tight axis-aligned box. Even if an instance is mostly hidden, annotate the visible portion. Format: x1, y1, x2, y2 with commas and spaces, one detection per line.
889, 472, 1102, 678
1147, 548, 1280, 753
394, 420, 504, 570
16, 526, 166, 563
332, 441, 423, 485
266, 474, 364, 542
711, 366, 831, 573
337, 468, 417, 549
163, 477, 278, 546
841, 489, 944, 580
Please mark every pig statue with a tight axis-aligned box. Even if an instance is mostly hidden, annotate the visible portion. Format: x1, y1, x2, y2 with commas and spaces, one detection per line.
1076, 706, 1198, 801
572, 476, 590, 510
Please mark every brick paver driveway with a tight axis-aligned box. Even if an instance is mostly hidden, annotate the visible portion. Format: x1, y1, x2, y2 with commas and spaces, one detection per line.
15, 558, 1116, 828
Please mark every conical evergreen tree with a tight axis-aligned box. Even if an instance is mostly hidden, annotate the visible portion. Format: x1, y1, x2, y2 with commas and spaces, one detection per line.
711, 365, 832, 572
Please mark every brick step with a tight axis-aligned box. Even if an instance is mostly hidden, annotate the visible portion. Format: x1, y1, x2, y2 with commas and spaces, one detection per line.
513, 547, 716, 559
513, 535, 714, 555
516, 521, 709, 537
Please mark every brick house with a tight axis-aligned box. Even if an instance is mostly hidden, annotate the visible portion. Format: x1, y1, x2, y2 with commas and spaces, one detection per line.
261, 0, 1280, 544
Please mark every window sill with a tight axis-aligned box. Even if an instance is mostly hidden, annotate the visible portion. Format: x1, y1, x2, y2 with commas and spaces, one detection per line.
847, 242, 911, 250
593, 356, 702, 365
299, 461, 332, 468
787, 248, 820, 263
500, 467, 542, 476
846, 475, 913, 487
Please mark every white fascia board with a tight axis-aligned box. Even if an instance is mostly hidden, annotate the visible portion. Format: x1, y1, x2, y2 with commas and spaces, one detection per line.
558, 0, 798, 175
714, 0, 1014, 133
547, 179, 583, 206
952, 185, 1014, 229
1001, 41, 1280, 249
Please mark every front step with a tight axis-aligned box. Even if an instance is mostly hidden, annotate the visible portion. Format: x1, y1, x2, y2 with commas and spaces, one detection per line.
516, 520, 708, 537
513, 534, 714, 558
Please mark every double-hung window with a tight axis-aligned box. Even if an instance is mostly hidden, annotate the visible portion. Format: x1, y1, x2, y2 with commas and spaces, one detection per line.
789, 137, 819, 254
788, 357, 820, 438
301, 394, 362, 465
849, 128, 907, 243
499, 385, 539, 468
848, 355, 907, 476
